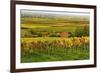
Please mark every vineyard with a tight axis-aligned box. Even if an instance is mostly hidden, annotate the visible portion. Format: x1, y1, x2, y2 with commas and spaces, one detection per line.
21, 37, 89, 62
21, 10, 90, 63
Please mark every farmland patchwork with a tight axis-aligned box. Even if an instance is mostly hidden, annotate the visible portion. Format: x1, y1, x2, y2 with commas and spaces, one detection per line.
21, 10, 90, 63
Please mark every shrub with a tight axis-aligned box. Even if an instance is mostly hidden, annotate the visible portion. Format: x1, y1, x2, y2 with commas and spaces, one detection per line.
75, 25, 89, 37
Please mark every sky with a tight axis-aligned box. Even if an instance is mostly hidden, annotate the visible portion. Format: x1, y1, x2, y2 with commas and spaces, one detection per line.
21, 9, 90, 17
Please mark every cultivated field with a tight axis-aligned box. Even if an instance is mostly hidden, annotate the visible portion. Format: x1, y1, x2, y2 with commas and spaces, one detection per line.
21, 11, 90, 63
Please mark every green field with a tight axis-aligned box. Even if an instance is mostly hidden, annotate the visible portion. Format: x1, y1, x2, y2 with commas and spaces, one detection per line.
21, 11, 90, 63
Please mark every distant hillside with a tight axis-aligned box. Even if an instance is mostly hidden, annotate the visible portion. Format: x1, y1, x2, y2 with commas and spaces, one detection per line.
21, 10, 89, 22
